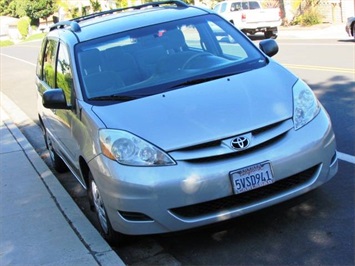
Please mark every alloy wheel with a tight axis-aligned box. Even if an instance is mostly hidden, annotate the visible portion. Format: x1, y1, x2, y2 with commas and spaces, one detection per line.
91, 179, 109, 234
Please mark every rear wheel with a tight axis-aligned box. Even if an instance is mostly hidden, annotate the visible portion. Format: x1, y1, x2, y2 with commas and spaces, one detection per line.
88, 172, 122, 244
45, 130, 68, 173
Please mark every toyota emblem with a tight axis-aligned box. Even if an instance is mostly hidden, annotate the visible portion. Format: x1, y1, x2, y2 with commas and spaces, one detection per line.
231, 136, 250, 150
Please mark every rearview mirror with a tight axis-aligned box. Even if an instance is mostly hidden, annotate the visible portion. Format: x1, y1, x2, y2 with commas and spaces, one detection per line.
42, 89, 70, 109
259, 39, 279, 57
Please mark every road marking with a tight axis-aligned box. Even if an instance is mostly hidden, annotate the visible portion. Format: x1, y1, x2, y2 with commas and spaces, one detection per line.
337, 152, 355, 164
284, 64, 355, 74
0, 53, 36, 67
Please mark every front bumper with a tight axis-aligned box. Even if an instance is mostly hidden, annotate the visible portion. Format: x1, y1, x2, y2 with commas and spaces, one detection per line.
89, 107, 337, 235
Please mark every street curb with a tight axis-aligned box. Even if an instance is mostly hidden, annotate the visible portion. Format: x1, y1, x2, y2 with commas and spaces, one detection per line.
0, 91, 125, 266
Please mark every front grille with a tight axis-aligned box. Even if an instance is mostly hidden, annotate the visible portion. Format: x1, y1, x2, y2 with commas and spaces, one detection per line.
169, 119, 293, 162
170, 165, 319, 219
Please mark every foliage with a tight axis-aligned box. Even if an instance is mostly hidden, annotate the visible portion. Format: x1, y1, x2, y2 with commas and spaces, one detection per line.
114, 0, 194, 7
90, 0, 101, 12
183, 0, 194, 4
291, 0, 322, 26
292, 7, 322, 26
291, 0, 302, 11
71, 7, 80, 18
261, 0, 279, 8
115, 0, 128, 8
17, 16, 30, 39
26, 0, 56, 21
0, 0, 16, 16
0, 0, 56, 25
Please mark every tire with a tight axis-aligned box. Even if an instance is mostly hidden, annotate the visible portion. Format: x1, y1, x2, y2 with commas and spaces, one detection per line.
88, 172, 122, 244
264, 31, 277, 39
45, 130, 68, 173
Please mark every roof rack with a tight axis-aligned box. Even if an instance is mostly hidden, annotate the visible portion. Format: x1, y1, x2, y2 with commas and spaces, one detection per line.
50, 1, 189, 33
49, 20, 81, 32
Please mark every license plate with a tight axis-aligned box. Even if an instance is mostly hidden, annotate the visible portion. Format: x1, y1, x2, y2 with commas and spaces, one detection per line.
230, 162, 274, 194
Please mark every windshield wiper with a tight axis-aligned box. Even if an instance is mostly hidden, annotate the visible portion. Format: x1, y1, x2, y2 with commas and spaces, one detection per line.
88, 94, 140, 102
171, 73, 233, 89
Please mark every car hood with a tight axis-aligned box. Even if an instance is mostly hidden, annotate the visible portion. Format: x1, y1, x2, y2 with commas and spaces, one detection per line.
92, 62, 297, 151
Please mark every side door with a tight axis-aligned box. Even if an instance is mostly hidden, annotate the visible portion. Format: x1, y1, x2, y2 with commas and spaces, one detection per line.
39, 39, 82, 180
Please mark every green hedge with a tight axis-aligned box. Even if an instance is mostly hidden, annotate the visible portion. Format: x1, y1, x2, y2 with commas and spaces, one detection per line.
17, 16, 31, 39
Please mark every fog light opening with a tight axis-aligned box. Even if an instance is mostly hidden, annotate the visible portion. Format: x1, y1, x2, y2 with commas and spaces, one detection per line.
118, 211, 154, 222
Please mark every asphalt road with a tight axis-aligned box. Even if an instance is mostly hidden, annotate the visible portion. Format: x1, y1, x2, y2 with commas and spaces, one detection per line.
1, 36, 354, 265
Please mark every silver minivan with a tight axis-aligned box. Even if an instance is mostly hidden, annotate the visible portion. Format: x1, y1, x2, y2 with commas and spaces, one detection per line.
36, 1, 338, 243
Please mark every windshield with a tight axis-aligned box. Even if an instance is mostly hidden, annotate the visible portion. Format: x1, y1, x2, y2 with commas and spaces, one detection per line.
75, 14, 266, 102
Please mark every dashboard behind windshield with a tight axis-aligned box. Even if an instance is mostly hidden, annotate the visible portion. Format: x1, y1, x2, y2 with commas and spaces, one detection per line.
75, 14, 266, 101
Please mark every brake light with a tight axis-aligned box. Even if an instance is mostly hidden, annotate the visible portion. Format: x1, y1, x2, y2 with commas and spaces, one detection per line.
241, 13, 246, 21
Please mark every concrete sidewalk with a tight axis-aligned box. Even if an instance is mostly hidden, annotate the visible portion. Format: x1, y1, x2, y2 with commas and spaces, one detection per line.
0, 107, 125, 265
278, 23, 351, 39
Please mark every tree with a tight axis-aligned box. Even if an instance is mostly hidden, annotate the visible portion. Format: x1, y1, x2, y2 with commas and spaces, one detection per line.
90, 0, 101, 12
0, 0, 16, 16
0, 0, 56, 25
25, 0, 57, 24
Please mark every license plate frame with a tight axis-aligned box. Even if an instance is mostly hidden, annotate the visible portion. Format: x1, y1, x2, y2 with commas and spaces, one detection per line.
230, 162, 274, 194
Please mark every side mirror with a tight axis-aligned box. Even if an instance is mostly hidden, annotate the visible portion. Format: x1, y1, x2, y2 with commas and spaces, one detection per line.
259, 39, 279, 57
42, 89, 70, 109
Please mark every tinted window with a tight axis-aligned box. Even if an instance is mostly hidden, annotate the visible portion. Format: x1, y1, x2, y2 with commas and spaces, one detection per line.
36, 40, 47, 78
43, 40, 57, 88
75, 14, 266, 102
249, 1, 260, 9
231, 2, 242, 11
220, 3, 227, 12
56, 43, 73, 104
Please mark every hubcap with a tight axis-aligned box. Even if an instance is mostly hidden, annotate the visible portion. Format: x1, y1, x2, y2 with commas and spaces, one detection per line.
91, 180, 109, 234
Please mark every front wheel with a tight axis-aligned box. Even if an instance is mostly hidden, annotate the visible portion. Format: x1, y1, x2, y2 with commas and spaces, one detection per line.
88, 172, 122, 244
45, 130, 68, 173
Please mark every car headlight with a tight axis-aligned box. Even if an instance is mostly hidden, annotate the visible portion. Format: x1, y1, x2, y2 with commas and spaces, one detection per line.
99, 129, 176, 166
293, 79, 320, 130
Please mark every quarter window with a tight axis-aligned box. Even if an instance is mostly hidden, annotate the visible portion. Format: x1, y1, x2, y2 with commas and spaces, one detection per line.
181, 25, 203, 50
43, 40, 57, 88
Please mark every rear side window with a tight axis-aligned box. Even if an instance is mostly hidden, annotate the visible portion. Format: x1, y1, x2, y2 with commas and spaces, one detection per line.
36, 40, 47, 78
249, 1, 260, 9
231, 2, 242, 11
215, 3, 227, 13
43, 39, 57, 88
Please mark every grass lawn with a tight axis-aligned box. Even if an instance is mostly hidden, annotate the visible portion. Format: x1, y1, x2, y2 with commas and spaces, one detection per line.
0, 32, 45, 47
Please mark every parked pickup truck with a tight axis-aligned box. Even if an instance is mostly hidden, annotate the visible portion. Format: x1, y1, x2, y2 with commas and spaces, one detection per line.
213, 0, 281, 38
